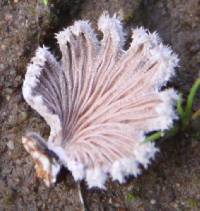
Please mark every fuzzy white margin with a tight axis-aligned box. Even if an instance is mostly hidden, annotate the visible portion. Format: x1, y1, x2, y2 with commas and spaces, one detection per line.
48, 135, 158, 189
98, 11, 126, 49
131, 27, 179, 89
22, 46, 62, 136
55, 20, 99, 48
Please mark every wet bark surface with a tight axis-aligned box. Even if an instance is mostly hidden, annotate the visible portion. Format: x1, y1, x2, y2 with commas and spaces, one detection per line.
0, 0, 200, 210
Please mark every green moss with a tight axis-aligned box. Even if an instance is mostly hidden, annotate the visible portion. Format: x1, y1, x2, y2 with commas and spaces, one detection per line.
187, 198, 199, 208
3, 190, 16, 206
124, 11, 135, 23
126, 192, 138, 202
27, 5, 37, 17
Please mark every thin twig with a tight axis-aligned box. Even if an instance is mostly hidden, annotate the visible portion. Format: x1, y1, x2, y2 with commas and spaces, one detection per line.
77, 182, 87, 211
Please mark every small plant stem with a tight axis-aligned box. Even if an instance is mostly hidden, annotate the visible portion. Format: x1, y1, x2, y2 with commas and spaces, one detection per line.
143, 124, 180, 143
144, 78, 200, 144
143, 131, 164, 143
177, 93, 184, 118
182, 78, 200, 128
77, 182, 87, 211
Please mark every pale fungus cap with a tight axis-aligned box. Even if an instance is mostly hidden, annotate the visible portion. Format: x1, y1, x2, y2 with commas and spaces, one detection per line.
22, 12, 179, 189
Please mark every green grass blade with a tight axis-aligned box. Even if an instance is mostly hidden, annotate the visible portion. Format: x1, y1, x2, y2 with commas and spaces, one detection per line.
177, 93, 185, 119
143, 131, 164, 143
185, 78, 200, 120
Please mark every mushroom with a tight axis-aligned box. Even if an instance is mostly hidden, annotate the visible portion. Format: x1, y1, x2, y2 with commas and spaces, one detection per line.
22, 12, 178, 189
